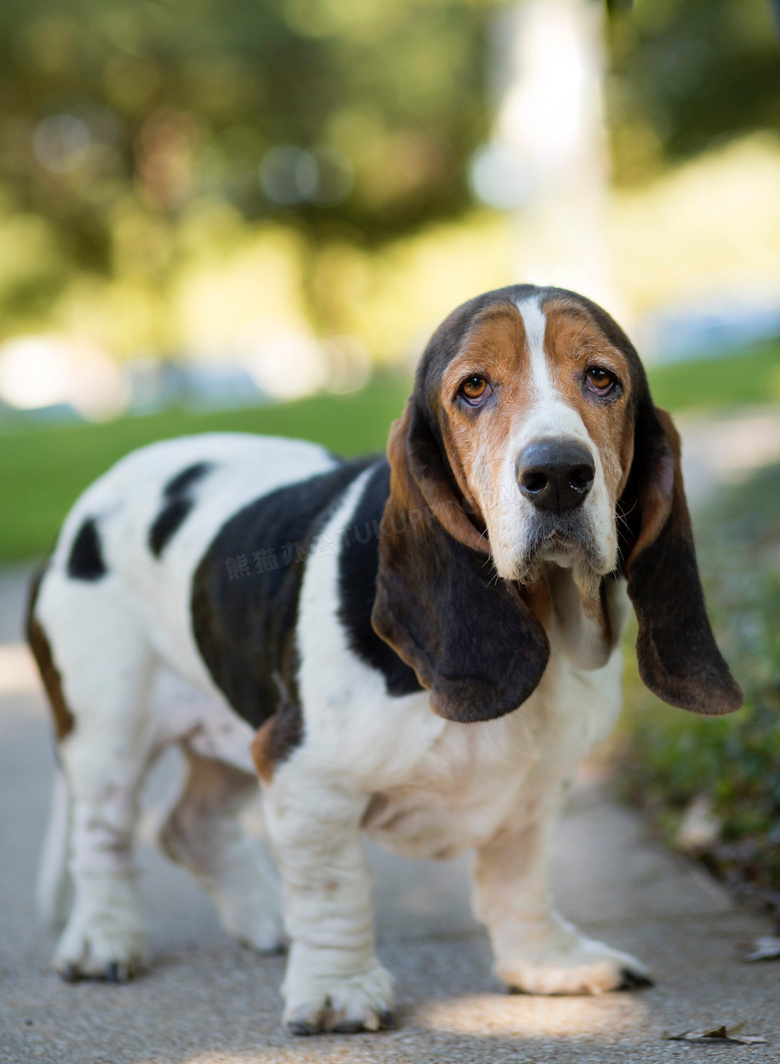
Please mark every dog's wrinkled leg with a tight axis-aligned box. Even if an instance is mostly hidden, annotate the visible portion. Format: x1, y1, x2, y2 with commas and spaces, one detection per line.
473, 799, 651, 995
157, 748, 284, 953
264, 776, 393, 1035
38, 577, 155, 982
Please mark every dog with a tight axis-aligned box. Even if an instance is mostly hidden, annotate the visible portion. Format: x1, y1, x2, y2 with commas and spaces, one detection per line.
28, 284, 741, 1034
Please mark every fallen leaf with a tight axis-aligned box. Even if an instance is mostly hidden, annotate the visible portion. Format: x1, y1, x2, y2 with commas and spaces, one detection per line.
665, 1021, 767, 1045
675, 794, 721, 852
746, 936, 780, 962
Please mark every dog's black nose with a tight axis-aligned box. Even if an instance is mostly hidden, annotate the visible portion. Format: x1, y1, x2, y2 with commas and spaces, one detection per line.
517, 438, 595, 512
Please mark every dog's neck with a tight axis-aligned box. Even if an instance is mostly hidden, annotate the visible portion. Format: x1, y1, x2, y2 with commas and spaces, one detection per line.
530, 563, 621, 671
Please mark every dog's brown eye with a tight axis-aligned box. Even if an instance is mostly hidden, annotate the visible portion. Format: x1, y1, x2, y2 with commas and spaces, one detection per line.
459, 375, 491, 405
585, 367, 617, 396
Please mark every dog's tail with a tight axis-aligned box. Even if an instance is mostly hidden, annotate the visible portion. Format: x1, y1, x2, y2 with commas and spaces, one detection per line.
26, 564, 73, 926
36, 766, 73, 927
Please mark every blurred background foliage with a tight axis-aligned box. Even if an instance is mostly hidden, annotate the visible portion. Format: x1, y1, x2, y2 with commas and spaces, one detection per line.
0, 0, 777, 366
0, 0, 489, 357
607, 0, 780, 183
618, 462, 780, 909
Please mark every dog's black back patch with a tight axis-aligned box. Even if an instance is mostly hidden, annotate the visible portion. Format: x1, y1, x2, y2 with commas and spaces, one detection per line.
67, 518, 107, 581
337, 461, 422, 697
149, 461, 214, 558
191, 458, 375, 741
164, 461, 214, 498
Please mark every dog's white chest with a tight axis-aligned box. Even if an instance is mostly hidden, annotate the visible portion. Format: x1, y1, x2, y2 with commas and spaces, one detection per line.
359, 650, 623, 861
291, 482, 626, 863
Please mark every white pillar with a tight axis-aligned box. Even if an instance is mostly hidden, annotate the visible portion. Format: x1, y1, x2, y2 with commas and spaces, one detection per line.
489, 0, 618, 315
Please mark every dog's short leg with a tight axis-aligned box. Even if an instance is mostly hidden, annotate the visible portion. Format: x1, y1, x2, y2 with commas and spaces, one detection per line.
472, 799, 651, 995
157, 748, 284, 952
263, 778, 393, 1035
38, 579, 156, 982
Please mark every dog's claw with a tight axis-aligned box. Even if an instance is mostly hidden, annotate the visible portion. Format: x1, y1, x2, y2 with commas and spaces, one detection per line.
328, 1019, 367, 1034
619, 968, 654, 990
104, 962, 120, 984
286, 1007, 394, 1036
286, 1020, 319, 1036
61, 963, 79, 984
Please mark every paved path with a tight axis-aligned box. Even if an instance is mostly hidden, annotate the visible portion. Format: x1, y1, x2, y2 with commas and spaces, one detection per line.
2, 409, 780, 1063
677, 403, 780, 506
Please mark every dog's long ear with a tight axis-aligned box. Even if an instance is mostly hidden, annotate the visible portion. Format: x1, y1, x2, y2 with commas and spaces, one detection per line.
371, 401, 550, 723
619, 387, 742, 715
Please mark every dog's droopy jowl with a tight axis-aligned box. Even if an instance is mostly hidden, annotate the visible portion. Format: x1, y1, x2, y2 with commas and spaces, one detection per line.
29, 285, 741, 1033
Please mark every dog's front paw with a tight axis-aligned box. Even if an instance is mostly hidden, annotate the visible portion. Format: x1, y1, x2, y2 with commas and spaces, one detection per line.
497, 935, 652, 996
283, 959, 394, 1035
54, 892, 146, 983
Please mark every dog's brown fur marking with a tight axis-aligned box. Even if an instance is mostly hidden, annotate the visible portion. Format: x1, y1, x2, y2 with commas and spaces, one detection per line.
440, 302, 531, 518
251, 718, 276, 784
26, 567, 75, 741
542, 298, 634, 502
251, 698, 304, 786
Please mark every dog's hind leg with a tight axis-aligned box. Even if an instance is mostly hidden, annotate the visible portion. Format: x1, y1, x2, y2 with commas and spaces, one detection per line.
36, 765, 74, 928
156, 747, 284, 953
31, 571, 157, 982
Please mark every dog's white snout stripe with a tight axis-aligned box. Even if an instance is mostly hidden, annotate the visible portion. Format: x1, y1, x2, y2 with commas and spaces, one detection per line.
512, 295, 589, 448
515, 296, 551, 396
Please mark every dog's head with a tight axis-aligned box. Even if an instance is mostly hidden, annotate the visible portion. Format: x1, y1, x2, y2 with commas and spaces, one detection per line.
371, 284, 742, 723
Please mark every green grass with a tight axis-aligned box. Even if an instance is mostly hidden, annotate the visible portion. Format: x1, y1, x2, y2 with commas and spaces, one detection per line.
646, 340, 780, 413
1, 337, 778, 564
0, 377, 411, 563
618, 462, 780, 898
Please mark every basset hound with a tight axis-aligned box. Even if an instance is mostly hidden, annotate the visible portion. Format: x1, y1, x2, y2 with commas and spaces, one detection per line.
28, 284, 741, 1034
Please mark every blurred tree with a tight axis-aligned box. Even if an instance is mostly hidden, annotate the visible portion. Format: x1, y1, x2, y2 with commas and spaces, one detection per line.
0, 0, 487, 256
0, 0, 776, 344
607, 0, 780, 185
0, 0, 492, 343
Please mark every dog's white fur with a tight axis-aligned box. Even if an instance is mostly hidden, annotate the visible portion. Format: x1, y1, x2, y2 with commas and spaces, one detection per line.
35, 292, 648, 1029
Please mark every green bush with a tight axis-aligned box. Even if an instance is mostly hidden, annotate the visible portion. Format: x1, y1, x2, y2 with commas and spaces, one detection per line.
620, 462, 780, 895
646, 341, 780, 413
